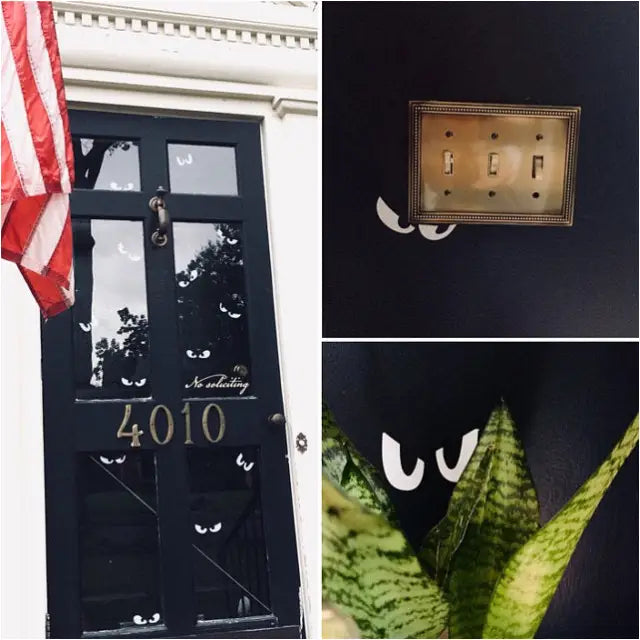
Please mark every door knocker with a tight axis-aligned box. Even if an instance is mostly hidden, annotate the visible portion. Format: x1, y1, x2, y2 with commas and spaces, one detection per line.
149, 185, 170, 246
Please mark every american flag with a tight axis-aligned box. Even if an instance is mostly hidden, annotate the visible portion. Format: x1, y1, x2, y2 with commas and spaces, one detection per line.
1, 1, 75, 317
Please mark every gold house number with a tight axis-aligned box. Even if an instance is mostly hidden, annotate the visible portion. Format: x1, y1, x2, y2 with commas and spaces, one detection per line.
117, 402, 225, 447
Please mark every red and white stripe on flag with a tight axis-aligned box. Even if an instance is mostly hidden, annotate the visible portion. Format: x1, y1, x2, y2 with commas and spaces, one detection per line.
1, 1, 75, 317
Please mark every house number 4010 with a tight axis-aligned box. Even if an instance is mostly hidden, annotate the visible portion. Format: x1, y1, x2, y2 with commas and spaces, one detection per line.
117, 402, 225, 447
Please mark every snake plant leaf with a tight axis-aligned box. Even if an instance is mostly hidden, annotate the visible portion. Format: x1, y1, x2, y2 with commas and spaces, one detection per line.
420, 420, 498, 586
322, 475, 449, 639
484, 413, 639, 639
322, 403, 396, 520
439, 404, 541, 638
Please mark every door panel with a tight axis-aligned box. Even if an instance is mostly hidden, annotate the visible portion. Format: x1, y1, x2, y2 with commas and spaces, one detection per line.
41, 111, 301, 638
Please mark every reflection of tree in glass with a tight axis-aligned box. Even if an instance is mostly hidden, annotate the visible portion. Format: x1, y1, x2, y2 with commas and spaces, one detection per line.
177, 224, 249, 389
93, 307, 149, 391
72, 139, 133, 189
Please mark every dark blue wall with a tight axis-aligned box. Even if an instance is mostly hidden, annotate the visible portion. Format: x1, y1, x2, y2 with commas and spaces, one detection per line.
322, 1, 638, 337
323, 342, 639, 638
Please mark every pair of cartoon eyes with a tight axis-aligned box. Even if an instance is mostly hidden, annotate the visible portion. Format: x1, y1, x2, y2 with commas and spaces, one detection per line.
186, 350, 210, 359
381, 429, 479, 491
178, 270, 198, 287
219, 303, 242, 319
110, 182, 135, 191
121, 377, 147, 387
133, 613, 160, 626
99, 454, 126, 465
216, 228, 239, 245
117, 242, 141, 261
176, 153, 193, 166
194, 523, 222, 534
236, 453, 254, 471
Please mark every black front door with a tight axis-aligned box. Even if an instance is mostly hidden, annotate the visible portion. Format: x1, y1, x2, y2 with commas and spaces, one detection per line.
41, 111, 301, 638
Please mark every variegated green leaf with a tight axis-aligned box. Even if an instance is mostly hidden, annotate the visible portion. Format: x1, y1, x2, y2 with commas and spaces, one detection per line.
322, 475, 449, 639
437, 404, 541, 638
322, 403, 396, 520
420, 428, 496, 586
484, 413, 639, 639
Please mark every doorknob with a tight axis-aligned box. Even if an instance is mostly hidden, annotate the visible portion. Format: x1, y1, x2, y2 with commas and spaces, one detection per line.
149, 185, 170, 247
268, 413, 286, 427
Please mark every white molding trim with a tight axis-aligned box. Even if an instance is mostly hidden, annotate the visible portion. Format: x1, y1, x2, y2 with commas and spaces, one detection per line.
53, 1, 318, 48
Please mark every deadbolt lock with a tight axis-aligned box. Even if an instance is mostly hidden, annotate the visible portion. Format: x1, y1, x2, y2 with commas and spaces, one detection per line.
409, 101, 581, 226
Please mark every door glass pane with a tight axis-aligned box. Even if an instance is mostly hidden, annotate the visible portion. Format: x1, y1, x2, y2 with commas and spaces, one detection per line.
73, 219, 150, 400
72, 137, 141, 191
188, 447, 270, 622
168, 143, 238, 195
174, 222, 251, 398
78, 451, 163, 632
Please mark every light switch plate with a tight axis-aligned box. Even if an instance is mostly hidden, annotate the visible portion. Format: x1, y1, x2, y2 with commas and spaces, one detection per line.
408, 101, 581, 226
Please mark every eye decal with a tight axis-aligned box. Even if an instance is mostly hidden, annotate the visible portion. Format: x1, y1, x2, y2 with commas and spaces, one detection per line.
99, 456, 114, 465
209, 522, 222, 533
109, 181, 123, 191
134, 378, 147, 387
237, 595, 251, 616
176, 153, 193, 167
148, 613, 160, 624
228, 311, 242, 319
124, 182, 134, 191
381, 432, 425, 491
435, 428, 479, 483
189, 269, 198, 281
121, 377, 133, 386
115, 454, 127, 464
79, 322, 91, 332
132, 615, 146, 625
235, 453, 254, 472
178, 279, 189, 288
194, 524, 208, 535
199, 350, 211, 359
186, 350, 197, 359
226, 237, 238, 245
219, 303, 228, 313
117, 242, 128, 255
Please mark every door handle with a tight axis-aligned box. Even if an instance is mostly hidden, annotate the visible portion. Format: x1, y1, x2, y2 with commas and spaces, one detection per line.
149, 185, 169, 247
268, 413, 286, 427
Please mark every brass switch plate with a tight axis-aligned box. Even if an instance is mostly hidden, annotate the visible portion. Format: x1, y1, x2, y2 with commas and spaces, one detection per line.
409, 101, 580, 226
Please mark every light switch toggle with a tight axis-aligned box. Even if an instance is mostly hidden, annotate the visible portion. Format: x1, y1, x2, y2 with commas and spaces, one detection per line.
532, 155, 543, 180
443, 150, 454, 175
488, 152, 499, 176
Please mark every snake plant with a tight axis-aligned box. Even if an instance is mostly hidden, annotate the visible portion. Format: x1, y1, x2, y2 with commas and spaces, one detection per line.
322, 402, 638, 639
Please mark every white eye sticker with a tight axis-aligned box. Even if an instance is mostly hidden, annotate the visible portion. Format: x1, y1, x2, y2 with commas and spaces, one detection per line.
186, 350, 197, 359
435, 428, 479, 483
194, 524, 208, 535
110, 181, 123, 191
237, 595, 251, 616
124, 182, 135, 191
199, 350, 211, 359
189, 269, 198, 281
79, 322, 91, 332
228, 312, 242, 319
209, 522, 222, 533
381, 432, 425, 491
115, 454, 127, 464
226, 237, 238, 245
132, 615, 146, 625
134, 378, 147, 387
99, 456, 113, 465
121, 378, 133, 386
243, 461, 254, 472
219, 303, 228, 313
176, 153, 193, 167
148, 613, 160, 624
236, 453, 245, 467
178, 279, 189, 288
